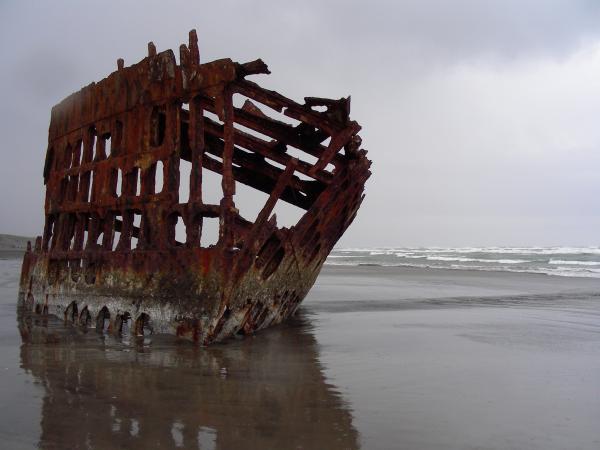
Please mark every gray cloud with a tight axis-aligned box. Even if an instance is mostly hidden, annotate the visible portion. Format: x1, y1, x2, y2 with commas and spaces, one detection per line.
1, 0, 599, 246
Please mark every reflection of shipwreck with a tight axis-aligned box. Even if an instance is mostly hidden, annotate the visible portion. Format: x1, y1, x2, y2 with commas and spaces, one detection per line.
19, 30, 371, 344
18, 313, 359, 449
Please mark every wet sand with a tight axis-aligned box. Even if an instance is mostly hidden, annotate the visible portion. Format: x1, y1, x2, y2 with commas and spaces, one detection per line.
1, 259, 599, 449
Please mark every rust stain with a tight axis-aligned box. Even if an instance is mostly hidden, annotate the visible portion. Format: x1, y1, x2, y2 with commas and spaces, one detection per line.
18, 30, 372, 344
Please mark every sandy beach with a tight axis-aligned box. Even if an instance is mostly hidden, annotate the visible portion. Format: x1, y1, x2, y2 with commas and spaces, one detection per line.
1, 259, 599, 449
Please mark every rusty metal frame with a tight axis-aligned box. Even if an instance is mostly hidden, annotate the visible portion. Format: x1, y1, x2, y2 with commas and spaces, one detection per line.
19, 30, 371, 344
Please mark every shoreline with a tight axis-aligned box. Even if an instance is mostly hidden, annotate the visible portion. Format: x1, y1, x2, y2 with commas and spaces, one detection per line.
324, 260, 600, 279
322, 261, 600, 279
317, 263, 600, 292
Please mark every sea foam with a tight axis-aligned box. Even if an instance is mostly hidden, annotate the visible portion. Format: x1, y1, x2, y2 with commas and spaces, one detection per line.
328, 246, 600, 278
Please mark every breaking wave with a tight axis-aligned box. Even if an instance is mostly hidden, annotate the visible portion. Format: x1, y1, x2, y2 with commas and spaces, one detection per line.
325, 247, 600, 278
549, 260, 600, 266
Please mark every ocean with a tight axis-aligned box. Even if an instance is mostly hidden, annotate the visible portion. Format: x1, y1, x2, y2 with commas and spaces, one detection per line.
327, 246, 600, 278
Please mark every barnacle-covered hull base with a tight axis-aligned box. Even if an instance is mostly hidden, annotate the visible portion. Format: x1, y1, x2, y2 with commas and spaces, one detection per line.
19, 30, 371, 344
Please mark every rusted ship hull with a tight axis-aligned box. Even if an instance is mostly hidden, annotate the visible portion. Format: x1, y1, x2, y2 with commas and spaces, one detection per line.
18, 30, 371, 344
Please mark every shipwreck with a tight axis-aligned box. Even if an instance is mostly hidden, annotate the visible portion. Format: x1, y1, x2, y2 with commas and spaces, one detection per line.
19, 30, 371, 344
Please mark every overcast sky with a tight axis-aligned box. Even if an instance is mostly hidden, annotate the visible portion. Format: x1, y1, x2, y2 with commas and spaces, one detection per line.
1, 0, 599, 247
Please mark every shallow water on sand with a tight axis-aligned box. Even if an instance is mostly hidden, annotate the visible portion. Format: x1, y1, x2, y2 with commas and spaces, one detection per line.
1, 259, 600, 449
